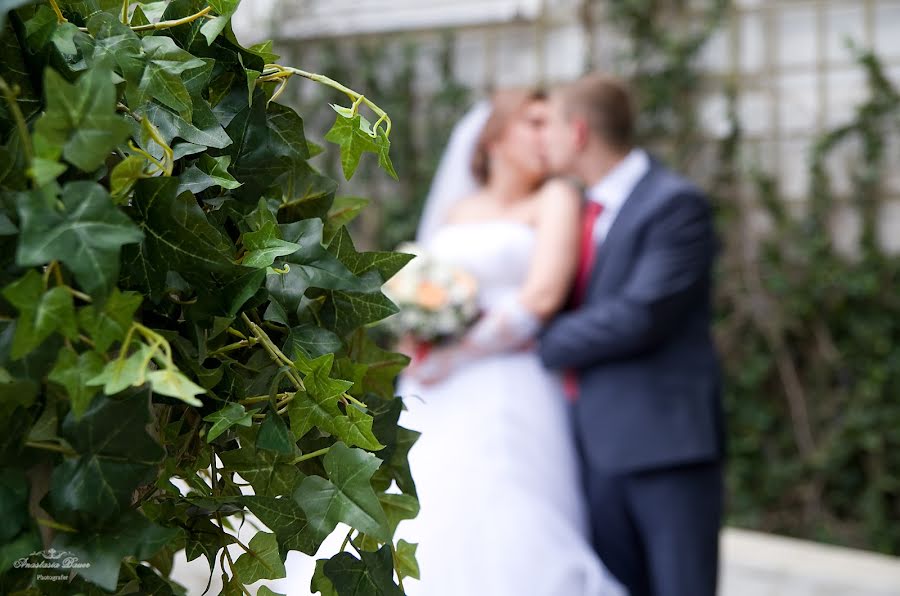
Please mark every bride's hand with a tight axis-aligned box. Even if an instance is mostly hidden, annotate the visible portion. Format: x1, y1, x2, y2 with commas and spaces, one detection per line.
395, 334, 419, 358
407, 345, 464, 385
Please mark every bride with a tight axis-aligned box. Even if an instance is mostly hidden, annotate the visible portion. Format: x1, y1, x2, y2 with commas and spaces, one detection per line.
396, 90, 625, 596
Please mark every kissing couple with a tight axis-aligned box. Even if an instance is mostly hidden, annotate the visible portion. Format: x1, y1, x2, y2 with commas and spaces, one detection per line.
396, 74, 725, 596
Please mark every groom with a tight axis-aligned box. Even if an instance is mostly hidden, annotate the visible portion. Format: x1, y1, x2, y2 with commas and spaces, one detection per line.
538, 74, 724, 596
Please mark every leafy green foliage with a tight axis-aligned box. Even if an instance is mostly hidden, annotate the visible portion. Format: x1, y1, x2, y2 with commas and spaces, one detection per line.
0, 1, 417, 594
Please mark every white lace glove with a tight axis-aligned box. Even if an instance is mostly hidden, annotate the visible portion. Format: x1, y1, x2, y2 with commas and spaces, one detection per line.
409, 294, 541, 384
464, 293, 542, 354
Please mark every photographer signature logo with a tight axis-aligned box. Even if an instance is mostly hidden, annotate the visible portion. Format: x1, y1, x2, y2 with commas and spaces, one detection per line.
14, 548, 91, 570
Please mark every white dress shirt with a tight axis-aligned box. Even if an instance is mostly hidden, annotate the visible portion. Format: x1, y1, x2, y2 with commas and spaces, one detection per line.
585, 148, 651, 245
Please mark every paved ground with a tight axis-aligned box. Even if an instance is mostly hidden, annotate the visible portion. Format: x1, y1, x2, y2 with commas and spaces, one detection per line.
170, 526, 900, 595
720, 528, 900, 596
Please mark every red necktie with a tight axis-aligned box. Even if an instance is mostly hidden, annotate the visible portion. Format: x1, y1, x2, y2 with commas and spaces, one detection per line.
563, 199, 604, 402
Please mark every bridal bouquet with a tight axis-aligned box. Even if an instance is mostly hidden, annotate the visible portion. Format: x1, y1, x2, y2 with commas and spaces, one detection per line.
382, 242, 480, 344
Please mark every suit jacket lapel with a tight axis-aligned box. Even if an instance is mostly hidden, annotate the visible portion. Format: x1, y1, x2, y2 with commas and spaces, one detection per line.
587, 160, 664, 292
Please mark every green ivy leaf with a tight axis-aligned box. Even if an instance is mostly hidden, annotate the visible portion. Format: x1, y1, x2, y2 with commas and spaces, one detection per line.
395, 539, 419, 580
137, 36, 205, 120
138, 98, 232, 150
345, 331, 410, 399
284, 324, 343, 359
241, 221, 300, 269
87, 344, 153, 395
370, 400, 418, 498
225, 89, 291, 190
230, 531, 286, 584
376, 130, 398, 180
29, 157, 67, 187
286, 352, 353, 441
77, 288, 142, 352
324, 197, 369, 243
123, 177, 258, 311
268, 102, 310, 162
333, 405, 384, 451
256, 411, 295, 454
321, 290, 399, 337
378, 493, 419, 536
329, 226, 414, 281
52, 510, 177, 591
266, 219, 372, 321
311, 559, 338, 596
0, 214, 14, 237
219, 441, 298, 497
323, 544, 403, 596
47, 393, 166, 526
2, 271, 78, 359
324, 110, 380, 181
0, 366, 38, 424
15, 181, 144, 297
32, 60, 131, 173
203, 402, 252, 442
110, 155, 149, 201
294, 442, 390, 543
201, 0, 240, 45
146, 368, 205, 406
177, 154, 242, 194
48, 346, 105, 418
244, 494, 322, 556
184, 518, 237, 571
130, 4, 150, 27
247, 40, 279, 64
276, 160, 338, 222
0, 469, 27, 543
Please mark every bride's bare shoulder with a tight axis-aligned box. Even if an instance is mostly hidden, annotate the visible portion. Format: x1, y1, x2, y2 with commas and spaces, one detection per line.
536, 177, 583, 202
532, 178, 583, 215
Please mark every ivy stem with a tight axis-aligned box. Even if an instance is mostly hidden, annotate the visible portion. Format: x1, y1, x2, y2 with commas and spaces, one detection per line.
120, 0, 129, 23
25, 441, 76, 456
226, 327, 247, 340
210, 459, 253, 596
48, 0, 66, 23
239, 391, 291, 406
42, 261, 64, 289
0, 75, 34, 168
127, 141, 166, 176
208, 338, 256, 357
390, 542, 405, 593
78, 5, 212, 33
339, 527, 354, 552
36, 518, 77, 533
342, 392, 368, 410
259, 65, 392, 136
64, 286, 93, 303
350, 94, 365, 115
290, 446, 330, 465
241, 313, 306, 392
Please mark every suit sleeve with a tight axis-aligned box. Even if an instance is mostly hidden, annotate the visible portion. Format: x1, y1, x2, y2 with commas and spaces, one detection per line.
538, 190, 715, 370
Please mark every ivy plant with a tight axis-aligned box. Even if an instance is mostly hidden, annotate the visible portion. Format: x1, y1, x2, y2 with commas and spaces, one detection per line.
0, 1, 418, 594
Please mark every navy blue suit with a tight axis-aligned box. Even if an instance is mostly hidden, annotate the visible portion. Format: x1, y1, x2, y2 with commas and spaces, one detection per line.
539, 159, 724, 596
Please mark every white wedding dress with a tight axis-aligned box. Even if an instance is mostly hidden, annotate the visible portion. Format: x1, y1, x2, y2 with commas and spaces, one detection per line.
396, 220, 625, 596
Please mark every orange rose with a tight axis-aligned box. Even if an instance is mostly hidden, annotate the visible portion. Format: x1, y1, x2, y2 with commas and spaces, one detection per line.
417, 281, 449, 310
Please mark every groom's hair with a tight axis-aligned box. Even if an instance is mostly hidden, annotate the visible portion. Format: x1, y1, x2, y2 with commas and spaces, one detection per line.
559, 74, 635, 151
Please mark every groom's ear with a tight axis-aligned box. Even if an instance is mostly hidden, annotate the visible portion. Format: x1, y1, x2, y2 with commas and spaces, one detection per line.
573, 117, 591, 151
